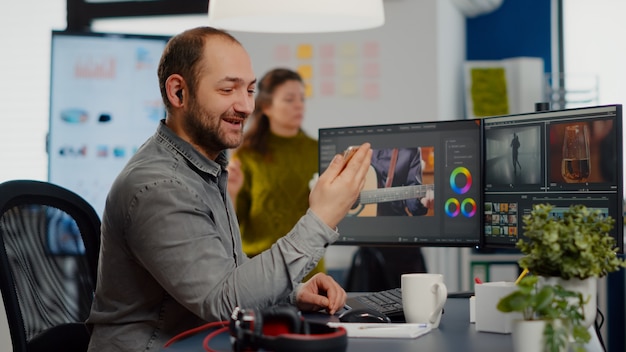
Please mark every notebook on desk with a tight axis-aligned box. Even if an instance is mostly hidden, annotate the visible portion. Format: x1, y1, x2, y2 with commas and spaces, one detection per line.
327, 322, 432, 339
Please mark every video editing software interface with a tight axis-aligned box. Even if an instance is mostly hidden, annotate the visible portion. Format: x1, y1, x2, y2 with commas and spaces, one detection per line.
482, 105, 623, 252
319, 119, 482, 247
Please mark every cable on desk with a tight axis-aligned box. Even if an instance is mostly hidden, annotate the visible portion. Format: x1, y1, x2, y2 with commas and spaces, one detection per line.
595, 308, 606, 352
163, 321, 228, 348
203, 326, 230, 352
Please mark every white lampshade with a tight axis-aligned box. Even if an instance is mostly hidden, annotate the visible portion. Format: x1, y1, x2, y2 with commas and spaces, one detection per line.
451, 0, 504, 18
208, 0, 385, 33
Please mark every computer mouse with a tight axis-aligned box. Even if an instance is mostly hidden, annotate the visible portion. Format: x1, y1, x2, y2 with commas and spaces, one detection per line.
338, 308, 392, 324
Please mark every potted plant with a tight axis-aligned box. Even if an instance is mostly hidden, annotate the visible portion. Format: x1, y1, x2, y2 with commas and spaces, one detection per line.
517, 203, 625, 280
516, 203, 626, 328
498, 203, 626, 351
497, 275, 590, 352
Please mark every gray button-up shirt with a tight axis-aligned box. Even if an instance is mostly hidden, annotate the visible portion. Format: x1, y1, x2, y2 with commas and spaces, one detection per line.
87, 120, 338, 351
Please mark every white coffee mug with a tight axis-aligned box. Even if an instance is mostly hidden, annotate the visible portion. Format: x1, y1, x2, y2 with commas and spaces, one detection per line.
401, 273, 447, 328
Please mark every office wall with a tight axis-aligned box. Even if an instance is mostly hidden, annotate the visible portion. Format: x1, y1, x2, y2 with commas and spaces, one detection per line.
231, 0, 466, 138
0, 0, 66, 183
466, 0, 553, 73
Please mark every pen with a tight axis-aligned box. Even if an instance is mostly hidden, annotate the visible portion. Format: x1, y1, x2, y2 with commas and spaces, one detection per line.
358, 324, 429, 330
358, 326, 404, 330
514, 268, 529, 285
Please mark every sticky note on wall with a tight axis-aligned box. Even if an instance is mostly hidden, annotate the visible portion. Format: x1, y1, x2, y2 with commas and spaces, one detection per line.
297, 65, 313, 80
297, 44, 313, 60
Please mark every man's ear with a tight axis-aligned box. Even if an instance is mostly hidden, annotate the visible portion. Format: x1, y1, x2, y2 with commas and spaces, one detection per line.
166, 74, 185, 107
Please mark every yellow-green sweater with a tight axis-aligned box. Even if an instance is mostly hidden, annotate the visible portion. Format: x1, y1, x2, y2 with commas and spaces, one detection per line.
233, 131, 325, 279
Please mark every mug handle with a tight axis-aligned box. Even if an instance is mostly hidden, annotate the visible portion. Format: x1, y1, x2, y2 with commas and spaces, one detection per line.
428, 282, 448, 324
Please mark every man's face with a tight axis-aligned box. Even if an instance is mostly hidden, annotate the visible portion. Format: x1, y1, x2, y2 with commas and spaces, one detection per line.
182, 37, 256, 157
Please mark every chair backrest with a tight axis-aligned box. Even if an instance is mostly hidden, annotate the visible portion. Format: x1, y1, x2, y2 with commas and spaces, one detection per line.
344, 247, 427, 292
0, 180, 101, 352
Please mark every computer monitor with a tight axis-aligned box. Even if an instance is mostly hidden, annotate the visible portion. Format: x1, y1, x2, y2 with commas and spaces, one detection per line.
48, 30, 170, 217
482, 104, 623, 252
318, 119, 483, 247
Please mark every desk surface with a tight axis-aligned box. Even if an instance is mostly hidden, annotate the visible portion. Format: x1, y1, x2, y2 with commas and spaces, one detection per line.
162, 298, 513, 352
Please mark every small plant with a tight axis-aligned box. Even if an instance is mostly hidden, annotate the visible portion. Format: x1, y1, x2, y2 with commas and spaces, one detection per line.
517, 204, 626, 279
497, 275, 591, 352
499, 204, 625, 351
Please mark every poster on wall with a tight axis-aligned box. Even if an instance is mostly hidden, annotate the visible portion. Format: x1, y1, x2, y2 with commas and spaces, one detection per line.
463, 57, 544, 119
48, 31, 170, 216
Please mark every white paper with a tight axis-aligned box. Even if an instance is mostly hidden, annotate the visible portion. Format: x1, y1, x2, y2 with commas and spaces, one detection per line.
326, 322, 432, 339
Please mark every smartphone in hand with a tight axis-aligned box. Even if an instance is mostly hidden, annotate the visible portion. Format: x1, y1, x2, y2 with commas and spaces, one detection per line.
343, 146, 360, 164
340, 146, 362, 171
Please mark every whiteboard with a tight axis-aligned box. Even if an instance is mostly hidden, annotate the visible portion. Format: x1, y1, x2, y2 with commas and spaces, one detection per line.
48, 31, 169, 216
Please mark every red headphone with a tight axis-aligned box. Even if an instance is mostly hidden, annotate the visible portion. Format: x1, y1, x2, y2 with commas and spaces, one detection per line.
229, 304, 348, 352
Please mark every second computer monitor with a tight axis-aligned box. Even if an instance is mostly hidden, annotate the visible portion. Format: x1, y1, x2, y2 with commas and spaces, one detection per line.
319, 119, 482, 247
482, 104, 623, 252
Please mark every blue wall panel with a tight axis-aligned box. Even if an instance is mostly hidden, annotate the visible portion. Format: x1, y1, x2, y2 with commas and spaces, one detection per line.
466, 0, 552, 73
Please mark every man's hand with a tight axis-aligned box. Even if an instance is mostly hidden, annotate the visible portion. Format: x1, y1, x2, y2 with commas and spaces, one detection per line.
309, 142, 372, 229
295, 273, 347, 315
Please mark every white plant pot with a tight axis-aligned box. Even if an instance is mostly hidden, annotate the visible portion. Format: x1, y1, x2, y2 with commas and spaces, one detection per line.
540, 276, 597, 328
512, 319, 546, 352
513, 319, 570, 352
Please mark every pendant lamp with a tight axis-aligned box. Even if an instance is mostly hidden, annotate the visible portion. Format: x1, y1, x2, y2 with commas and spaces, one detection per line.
208, 0, 385, 33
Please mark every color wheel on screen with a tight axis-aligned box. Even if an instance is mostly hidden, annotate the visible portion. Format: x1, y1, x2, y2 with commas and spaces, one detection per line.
449, 166, 472, 194
445, 167, 476, 218
445, 197, 477, 218
444, 198, 461, 217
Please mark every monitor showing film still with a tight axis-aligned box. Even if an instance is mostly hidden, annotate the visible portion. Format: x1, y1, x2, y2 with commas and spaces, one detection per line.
482, 104, 623, 252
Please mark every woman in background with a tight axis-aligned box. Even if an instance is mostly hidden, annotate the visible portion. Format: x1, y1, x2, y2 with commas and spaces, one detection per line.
228, 68, 324, 280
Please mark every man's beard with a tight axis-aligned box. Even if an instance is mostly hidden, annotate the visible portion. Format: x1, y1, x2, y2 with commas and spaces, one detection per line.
182, 98, 246, 156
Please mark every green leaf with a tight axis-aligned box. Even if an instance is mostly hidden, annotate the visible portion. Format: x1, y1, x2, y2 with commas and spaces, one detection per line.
497, 291, 528, 312
533, 287, 554, 315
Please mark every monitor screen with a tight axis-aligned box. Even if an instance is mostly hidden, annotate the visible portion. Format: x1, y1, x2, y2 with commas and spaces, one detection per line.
319, 119, 483, 247
48, 31, 170, 217
482, 104, 623, 252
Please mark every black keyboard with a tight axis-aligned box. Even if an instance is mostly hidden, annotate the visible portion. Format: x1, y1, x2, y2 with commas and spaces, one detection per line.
343, 288, 475, 319
344, 287, 404, 318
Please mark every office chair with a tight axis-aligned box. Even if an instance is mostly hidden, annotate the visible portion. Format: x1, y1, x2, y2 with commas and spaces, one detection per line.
344, 247, 427, 292
0, 180, 101, 352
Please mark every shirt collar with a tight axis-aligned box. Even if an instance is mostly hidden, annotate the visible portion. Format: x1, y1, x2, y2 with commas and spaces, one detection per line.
156, 120, 227, 177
